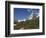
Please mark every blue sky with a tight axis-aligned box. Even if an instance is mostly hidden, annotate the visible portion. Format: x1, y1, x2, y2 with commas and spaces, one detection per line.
14, 8, 39, 21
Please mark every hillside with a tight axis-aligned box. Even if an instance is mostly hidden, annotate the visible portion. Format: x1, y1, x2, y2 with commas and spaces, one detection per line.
14, 17, 39, 30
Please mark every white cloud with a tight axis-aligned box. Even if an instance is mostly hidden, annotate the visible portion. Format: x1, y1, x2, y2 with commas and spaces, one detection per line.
18, 19, 26, 22
27, 9, 31, 12
28, 12, 33, 20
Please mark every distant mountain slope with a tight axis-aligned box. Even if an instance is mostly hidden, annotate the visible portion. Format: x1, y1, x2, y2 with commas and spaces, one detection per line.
14, 17, 39, 30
